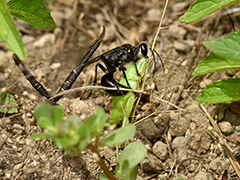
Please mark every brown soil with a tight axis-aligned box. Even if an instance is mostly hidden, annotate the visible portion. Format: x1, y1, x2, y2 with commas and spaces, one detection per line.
1, 0, 240, 179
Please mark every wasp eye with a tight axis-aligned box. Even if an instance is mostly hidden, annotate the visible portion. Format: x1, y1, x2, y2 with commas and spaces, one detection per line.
140, 43, 148, 57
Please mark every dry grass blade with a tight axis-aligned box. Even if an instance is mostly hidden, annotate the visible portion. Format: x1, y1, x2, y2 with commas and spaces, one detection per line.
200, 104, 240, 178
132, 0, 169, 122
151, 0, 169, 50
48, 86, 150, 102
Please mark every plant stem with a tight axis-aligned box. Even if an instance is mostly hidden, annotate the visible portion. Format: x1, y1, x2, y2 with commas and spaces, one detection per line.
92, 148, 116, 180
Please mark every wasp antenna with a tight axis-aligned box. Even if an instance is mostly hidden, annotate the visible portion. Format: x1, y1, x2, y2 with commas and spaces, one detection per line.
153, 48, 165, 75
149, 48, 156, 77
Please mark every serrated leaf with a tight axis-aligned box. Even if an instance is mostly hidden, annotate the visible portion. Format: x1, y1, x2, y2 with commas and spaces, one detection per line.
100, 124, 136, 147
7, 0, 56, 29
53, 106, 64, 126
0, 0, 26, 59
197, 78, 240, 103
115, 142, 147, 179
0, 89, 18, 113
193, 54, 240, 76
179, 0, 238, 22
203, 31, 240, 63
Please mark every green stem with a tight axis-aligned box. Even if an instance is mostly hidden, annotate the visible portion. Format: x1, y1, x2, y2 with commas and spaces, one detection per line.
91, 137, 116, 180
92, 148, 116, 180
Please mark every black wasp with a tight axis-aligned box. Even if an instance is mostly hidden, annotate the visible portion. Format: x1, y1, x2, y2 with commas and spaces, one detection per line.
13, 26, 158, 103
85, 42, 156, 96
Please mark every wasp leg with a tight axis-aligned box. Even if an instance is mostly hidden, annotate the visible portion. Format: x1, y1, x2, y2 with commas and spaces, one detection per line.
88, 63, 108, 97
134, 63, 141, 77
99, 56, 129, 96
101, 73, 129, 96
119, 65, 132, 89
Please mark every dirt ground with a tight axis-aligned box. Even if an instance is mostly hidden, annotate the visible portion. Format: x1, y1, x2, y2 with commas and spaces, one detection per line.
1, 0, 240, 179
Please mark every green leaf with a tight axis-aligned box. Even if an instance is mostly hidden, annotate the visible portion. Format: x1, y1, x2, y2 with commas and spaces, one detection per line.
100, 124, 136, 147
55, 136, 76, 148
110, 57, 148, 124
77, 123, 91, 151
115, 142, 147, 179
31, 132, 54, 140
68, 115, 80, 122
110, 92, 135, 124
0, 0, 26, 59
7, 0, 56, 29
99, 173, 109, 180
197, 78, 240, 103
179, 0, 238, 22
53, 106, 64, 126
34, 103, 53, 121
0, 89, 18, 113
116, 166, 138, 180
172, 178, 185, 180
203, 31, 240, 63
193, 54, 240, 76
38, 116, 54, 130
119, 57, 147, 89
84, 107, 106, 136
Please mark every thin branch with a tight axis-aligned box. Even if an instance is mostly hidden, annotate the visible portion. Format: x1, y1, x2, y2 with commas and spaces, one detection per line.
48, 86, 150, 102
151, 0, 169, 50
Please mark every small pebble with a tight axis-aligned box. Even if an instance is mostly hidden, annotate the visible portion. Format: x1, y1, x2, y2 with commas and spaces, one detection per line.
172, 136, 187, 149
7, 138, 13, 144
140, 153, 163, 172
141, 103, 150, 111
173, 40, 195, 52
140, 121, 161, 141
26, 112, 32, 117
209, 157, 227, 174
51, 11, 64, 27
1, 134, 7, 141
28, 93, 38, 101
169, 112, 190, 136
152, 141, 168, 160
193, 171, 213, 180
218, 121, 234, 135
50, 62, 61, 70
147, 8, 161, 18
33, 34, 55, 47
169, 25, 187, 39
13, 124, 24, 130
158, 173, 168, 180
22, 35, 35, 44
199, 79, 213, 89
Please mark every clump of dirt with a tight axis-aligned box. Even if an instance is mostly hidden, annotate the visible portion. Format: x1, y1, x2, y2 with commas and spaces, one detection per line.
1, 0, 240, 179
